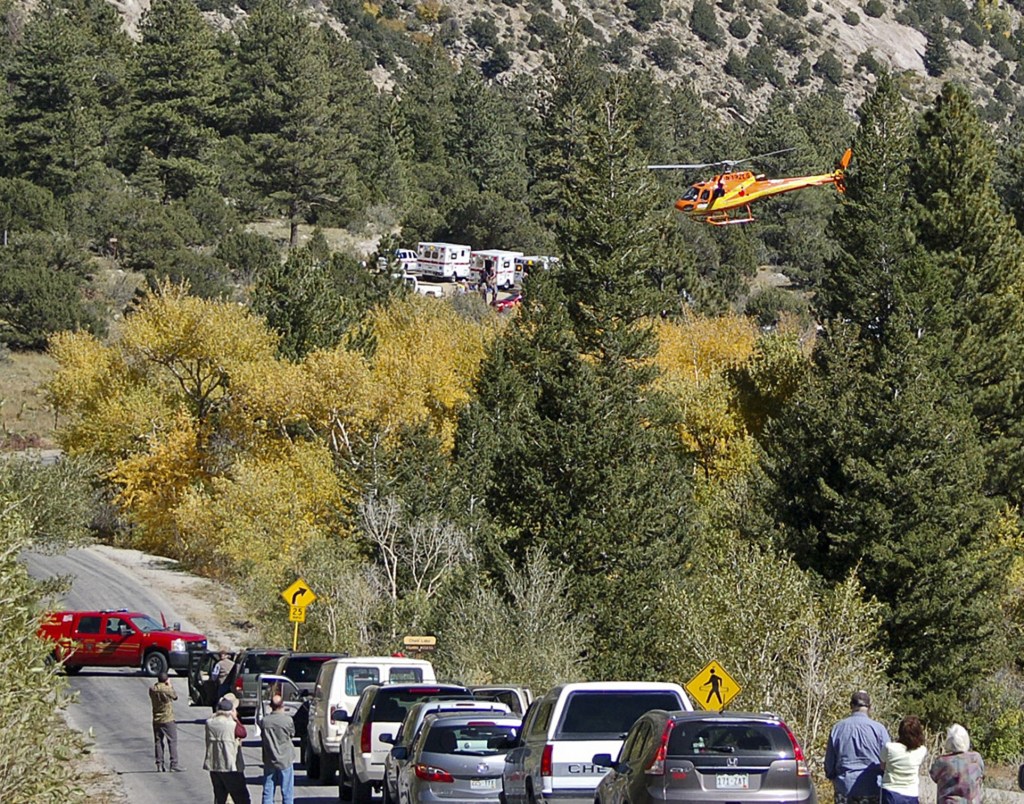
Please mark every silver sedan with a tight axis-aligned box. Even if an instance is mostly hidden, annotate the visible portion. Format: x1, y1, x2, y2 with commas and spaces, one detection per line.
394, 713, 522, 804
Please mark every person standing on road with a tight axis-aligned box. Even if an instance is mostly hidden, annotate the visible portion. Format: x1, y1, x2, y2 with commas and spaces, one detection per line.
881, 715, 928, 804
824, 691, 891, 804
930, 724, 984, 804
149, 671, 184, 772
261, 694, 295, 804
212, 651, 235, 705
205, 697, 251, 804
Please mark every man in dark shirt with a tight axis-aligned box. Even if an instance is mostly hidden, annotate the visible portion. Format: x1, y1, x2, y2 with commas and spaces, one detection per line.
824, 690, 891, 804
261, 694, 295, 804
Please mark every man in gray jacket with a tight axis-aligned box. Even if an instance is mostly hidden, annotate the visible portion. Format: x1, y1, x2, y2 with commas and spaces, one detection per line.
261, 694, 295, 804
205, 697, 251, 804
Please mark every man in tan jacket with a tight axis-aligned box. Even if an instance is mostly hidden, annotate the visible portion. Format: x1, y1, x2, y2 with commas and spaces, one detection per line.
149, 672, 183, 772
205, 697, 250, 803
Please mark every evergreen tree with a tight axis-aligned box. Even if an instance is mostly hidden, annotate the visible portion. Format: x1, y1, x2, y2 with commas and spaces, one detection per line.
363, 92, 413, 209
911, 82, 1024, 507
5, 0, 127, 196
121, 0, 225, 199
230, 0, 348, 246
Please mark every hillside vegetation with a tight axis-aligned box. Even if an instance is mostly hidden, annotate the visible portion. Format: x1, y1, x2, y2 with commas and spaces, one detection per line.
5, 0, 1024, 789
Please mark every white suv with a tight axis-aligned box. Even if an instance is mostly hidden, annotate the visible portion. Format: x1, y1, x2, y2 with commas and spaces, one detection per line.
501, 682, 692, 804
338, 682, 470, 803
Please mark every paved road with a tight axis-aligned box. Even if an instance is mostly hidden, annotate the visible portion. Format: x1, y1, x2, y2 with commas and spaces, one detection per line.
25, 547, 340, 804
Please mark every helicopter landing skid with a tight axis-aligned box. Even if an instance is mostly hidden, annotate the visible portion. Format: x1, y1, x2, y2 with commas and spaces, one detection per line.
704, 204, 755, 226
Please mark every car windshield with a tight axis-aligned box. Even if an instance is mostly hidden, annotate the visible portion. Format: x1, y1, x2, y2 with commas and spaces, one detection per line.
246, 653, 286, 674
372, 688, 469, 723
556, 691, 683, 738
282, 657, 335, 682
668, 721, 792, 757
130, 615, 163, 632
422, 723, 519, 755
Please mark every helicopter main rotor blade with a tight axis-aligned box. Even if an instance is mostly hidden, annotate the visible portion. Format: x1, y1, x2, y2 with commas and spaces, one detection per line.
647, 163, 719, 170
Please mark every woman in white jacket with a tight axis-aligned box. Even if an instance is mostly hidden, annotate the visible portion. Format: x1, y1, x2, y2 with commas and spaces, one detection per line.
881, 715, 928, 804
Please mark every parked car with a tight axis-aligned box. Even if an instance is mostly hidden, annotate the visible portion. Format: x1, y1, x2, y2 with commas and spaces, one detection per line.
469, 685, 533, 715
382, 700, 513, 804
253, 673, 309, 741
38, 609, 207, 676
501, 681, 692, 804
592, 710, 815, 804
188, 649, 238, 707
275, 651, 346, 752
229, 647, 290, 718
492, 292, 522, 312
306, 656, 437, 784
338, 682, 472, 803
394, 712, 522, 804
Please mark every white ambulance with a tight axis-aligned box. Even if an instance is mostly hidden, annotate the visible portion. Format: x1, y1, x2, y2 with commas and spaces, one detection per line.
415, 242, 472, 280
514, 255, 559, 284
471, 249, 523, 289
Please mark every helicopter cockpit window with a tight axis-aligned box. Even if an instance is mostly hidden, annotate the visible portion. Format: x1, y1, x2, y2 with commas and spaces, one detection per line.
698, 188, 712, 202
681, 187, 699, 201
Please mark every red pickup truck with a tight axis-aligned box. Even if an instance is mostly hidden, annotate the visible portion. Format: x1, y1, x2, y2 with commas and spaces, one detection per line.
39, 609, 208, 676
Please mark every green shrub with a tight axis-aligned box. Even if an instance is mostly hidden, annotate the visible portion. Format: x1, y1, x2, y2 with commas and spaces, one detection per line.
814, 50, 844, 85
724, 49, 749, 80
626, 0, 663, 30
646, 35, 682, 69
719, 0, 735, 11
606, 30, 635, 65
467, 16, 499, 48
728, 16, 752, 38
690, 0, 725, 44
842, 9, 860, 24
777, 0, 808, 19
863, 0, 884, 17
481, 42, 513, 77
961, 20, 985, 48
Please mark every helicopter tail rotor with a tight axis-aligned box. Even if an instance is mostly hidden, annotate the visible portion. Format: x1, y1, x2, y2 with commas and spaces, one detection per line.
833, 148, 852, 193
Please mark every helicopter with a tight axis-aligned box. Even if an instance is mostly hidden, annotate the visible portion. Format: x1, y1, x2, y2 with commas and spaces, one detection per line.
648, 147, 853, 226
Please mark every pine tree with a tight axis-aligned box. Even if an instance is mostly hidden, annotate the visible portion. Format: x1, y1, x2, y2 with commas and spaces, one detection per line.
121, 0, 225, 199
912, 82, 1024, 507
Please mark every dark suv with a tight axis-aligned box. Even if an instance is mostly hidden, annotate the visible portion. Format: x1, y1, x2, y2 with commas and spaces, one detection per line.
593, 711, 816, 804
231, 647, 290, 718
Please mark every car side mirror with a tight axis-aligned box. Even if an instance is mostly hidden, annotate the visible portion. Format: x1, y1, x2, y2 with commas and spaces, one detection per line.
172, 622, 181, 631
380, 733, 395, 744
391, 746, 409, 761
331, 709, 350, 723
593, 754, 614, 768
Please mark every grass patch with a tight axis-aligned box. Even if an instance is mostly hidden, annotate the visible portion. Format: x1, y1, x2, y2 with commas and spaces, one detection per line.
1, 350, 58, 448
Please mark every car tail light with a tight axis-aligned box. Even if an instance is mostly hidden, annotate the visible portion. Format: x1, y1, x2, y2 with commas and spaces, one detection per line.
361, 721, 372, 754
645, 721, 675, 776
234, 675, 243, 691
780, 722, 809, 777
415, 764, 454, 783
540, 743, 553, 779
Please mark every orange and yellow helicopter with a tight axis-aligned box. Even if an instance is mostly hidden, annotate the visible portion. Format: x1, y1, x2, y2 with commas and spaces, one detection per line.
648, 147, 853, 226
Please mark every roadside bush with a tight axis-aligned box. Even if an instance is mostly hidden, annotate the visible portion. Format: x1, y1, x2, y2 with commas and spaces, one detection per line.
434, 549, 588, 691
0, 457, 95, 802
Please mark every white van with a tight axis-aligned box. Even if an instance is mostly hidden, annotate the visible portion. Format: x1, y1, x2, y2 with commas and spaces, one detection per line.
514, 255, 559, 285
416, 242, 472, 280
304, 656, 435, 783
471, 249, 523, 290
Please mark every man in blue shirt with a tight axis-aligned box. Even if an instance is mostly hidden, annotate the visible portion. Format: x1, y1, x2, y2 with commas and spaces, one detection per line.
825, 691, 891, 804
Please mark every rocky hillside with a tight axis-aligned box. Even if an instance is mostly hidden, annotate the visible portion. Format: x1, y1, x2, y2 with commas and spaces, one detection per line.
95, 0, 1023, 118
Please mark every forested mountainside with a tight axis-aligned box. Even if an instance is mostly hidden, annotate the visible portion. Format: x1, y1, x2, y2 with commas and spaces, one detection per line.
109, 0, 1022, 116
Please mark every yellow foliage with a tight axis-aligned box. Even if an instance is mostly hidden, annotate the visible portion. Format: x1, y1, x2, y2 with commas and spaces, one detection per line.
109, 411, 208, 558
172, 441, 349, 578
119, 283, 279, 424
654, 312, 759, 386
301, 346, 374, 454
415, 0, 443, 22
365, 297, 496, 451
362, 0, 381, 16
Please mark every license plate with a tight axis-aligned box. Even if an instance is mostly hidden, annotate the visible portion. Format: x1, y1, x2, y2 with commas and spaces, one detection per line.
716, 774, 749, 789
470, 779, 499, 791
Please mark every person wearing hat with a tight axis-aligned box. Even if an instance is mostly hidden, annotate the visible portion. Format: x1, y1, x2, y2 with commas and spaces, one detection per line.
205, 696, 251, 804
824, 691, 891, 804
929, 724, 984, 804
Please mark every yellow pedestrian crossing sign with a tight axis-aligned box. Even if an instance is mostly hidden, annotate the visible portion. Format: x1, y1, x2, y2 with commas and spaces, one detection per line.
281, 578, 317, 607
685, 660, 741, 711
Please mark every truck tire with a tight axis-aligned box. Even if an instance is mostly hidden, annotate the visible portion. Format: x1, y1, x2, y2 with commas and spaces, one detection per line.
319, 750, 337, 784
305, 743, 321, 779
338, 759, 352, 801
352, 772, 372, 804
63, 664, 83, 675
143, 650, 169, 677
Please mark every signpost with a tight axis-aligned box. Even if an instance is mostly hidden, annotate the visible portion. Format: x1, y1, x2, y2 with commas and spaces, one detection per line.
402, 635, 437, 656
684, 660, 741, 711
280, 579, 317, 650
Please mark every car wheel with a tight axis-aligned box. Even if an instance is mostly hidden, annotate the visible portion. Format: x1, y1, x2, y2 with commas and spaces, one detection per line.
305, 743, 321, 778
526, 780, 544, 804
63, 664, 83, 676
338, 756, 352, 799
319, 750, 337, 784
143, 651, 169, 677
352, 772, 372, 804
